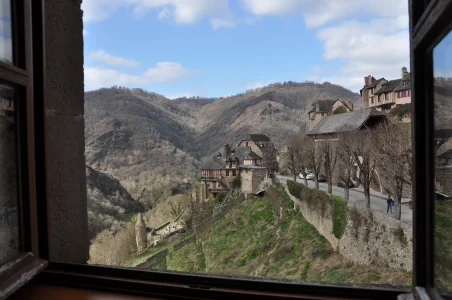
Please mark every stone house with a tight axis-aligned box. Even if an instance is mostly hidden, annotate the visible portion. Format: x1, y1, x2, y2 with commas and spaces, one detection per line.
306, 108, 388, 188
308, 99, 354, 130
200, 135, 275, 201
237, 133, 279, 174
361, 67, 411, 110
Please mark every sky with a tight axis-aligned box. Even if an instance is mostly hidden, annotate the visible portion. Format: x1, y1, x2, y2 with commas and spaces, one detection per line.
82, 0, 411, 98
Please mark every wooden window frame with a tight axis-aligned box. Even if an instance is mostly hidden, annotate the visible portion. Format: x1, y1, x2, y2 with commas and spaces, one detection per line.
3, 0, 452, 299
0, 0, 48, 298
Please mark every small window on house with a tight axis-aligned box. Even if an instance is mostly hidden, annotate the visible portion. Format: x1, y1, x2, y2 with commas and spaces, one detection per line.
246, 142, 248, 147
226, 170, 229, 176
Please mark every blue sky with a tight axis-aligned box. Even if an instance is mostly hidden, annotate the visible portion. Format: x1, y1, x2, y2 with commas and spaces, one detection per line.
434, 30, 452, 78
82, 0, 410, 98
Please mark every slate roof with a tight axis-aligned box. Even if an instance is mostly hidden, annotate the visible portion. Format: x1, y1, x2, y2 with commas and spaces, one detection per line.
307, 108, 387, 136
201, 146, 262, 169
374, 79, 402, 94
249, 134, 270, 142
365, 77, 385, 89
393, 80, 411, 92
438, 149, 452, 158
309, 99, 338, 113
244, 151, 262, 160
200, 156, 225, 169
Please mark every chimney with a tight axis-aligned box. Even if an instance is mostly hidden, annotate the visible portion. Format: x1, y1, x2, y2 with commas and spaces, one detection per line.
316, 103, 320, 111
223, 142, 230, 160
364, 77, 368, 86
135, 213, 147, 254
401, 67, 407, 79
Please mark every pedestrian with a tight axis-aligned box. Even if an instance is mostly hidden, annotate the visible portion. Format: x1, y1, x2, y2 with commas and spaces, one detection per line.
387, 195, 394, 214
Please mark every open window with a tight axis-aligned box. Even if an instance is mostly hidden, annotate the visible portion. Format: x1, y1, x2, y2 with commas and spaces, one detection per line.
2, 0, 452, 299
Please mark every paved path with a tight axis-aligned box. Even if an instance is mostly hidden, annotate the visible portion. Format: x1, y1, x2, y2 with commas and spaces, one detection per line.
277, 175, 412, 224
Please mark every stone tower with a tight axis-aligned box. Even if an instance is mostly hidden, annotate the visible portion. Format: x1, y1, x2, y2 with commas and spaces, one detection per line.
135, 213, 147, 254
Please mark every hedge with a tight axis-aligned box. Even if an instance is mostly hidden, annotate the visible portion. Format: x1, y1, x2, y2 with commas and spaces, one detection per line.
332, 195, 348, 239
287, 180, 306, 199
300, 188, 330, 217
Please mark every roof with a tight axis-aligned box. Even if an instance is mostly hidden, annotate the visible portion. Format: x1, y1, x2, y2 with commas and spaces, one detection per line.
366, 77, 385, 89
438, 149, 452, 158
374, 79, 402, 94
249, 134, 270, 143
244, 151, 261, 160
200, 156, 225, 169
393, 81, 411, 92
309, 99, 338, 113
307, 108, 387, 136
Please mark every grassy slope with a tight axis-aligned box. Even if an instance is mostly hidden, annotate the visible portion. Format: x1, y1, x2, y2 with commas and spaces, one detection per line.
436, 200, 452, 290
154, 186, 410, 286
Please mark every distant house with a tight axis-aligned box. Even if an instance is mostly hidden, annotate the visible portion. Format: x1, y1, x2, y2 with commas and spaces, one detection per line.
306, 108, 388, 140
360, 67, 411, 110
237, 134, 279, 174
200, 134, 277, 201
308, 99, 354, 130
438, 149, 452, 165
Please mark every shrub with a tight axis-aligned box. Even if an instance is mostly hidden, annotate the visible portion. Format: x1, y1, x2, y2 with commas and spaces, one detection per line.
214, 191, 227, 203
392, 226, 408, 246
231, 175, 241, 190
333, 106, 347, 115
287, 180, 305, 199
332, 195, 348, 239
300, 188, 330, 217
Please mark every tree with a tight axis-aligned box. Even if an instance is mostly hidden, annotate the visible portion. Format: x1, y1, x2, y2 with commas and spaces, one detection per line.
373, 123, 412, 220
351, 129, 378, 209
284, 134, 302, 182
336, 131, 356, 200
261, 143, 279, 174
320, 139, 338, 194
304, 137, 323, 189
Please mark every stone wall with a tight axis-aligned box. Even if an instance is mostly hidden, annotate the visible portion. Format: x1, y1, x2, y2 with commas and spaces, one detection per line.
284, 183, 412, 271
251, 169, 267, 192
240, 169, 253, 193
136, 248, 168, 269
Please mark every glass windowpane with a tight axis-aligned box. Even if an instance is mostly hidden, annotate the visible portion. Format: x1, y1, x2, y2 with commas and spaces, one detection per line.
433, 29, 452, 292
0, 83, 19, 265
0, 0, 13, 64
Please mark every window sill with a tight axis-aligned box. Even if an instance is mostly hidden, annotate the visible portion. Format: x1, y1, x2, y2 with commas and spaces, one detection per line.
0, 253, 48, 299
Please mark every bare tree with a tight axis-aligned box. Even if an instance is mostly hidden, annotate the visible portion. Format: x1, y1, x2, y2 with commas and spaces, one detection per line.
284, 136, 300, 182
373, 123, 412, 220
304, 137, 323, 189
319, 139, 338, 194
351, 129, 378, 209
260, 143, 279, 175
336, 131, 356, 200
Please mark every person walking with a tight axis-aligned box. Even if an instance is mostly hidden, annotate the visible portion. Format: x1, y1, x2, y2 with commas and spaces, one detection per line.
387, 195, 394, 214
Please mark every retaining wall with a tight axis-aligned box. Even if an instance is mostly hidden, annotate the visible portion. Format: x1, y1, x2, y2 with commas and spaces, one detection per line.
284, 182, 412, 271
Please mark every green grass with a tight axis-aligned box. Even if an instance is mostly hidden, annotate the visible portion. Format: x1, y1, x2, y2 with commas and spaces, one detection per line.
141, 185, 411, 286
435, 200, 452, 290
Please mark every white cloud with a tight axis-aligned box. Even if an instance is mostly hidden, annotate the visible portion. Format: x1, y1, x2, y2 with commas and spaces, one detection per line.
241, 0, 407, 28
311, 16, 409, 92
164, 92, 194, 99
82, 0, 233, 28
246, 81, 272, 90
82, 0, 125, 22
84, 62, 198, 91
88, 50, 140, 68
240, 0, 409, 93
158, 7, 172, 20
210, 18, 236, 29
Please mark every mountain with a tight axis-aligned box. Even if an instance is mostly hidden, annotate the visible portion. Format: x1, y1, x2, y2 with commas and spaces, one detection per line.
86, 165, 145, 239
84, 82, 361, 204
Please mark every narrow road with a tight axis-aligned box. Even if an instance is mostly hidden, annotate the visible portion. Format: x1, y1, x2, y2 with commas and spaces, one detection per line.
277, 175, 412, 224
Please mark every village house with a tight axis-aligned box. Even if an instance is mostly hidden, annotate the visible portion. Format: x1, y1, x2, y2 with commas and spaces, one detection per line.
306, 108, 388, 141
361, 67, 411, 110
306, 108, 388, 188
200, 134, 277, 201
308, 99, 354, 130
